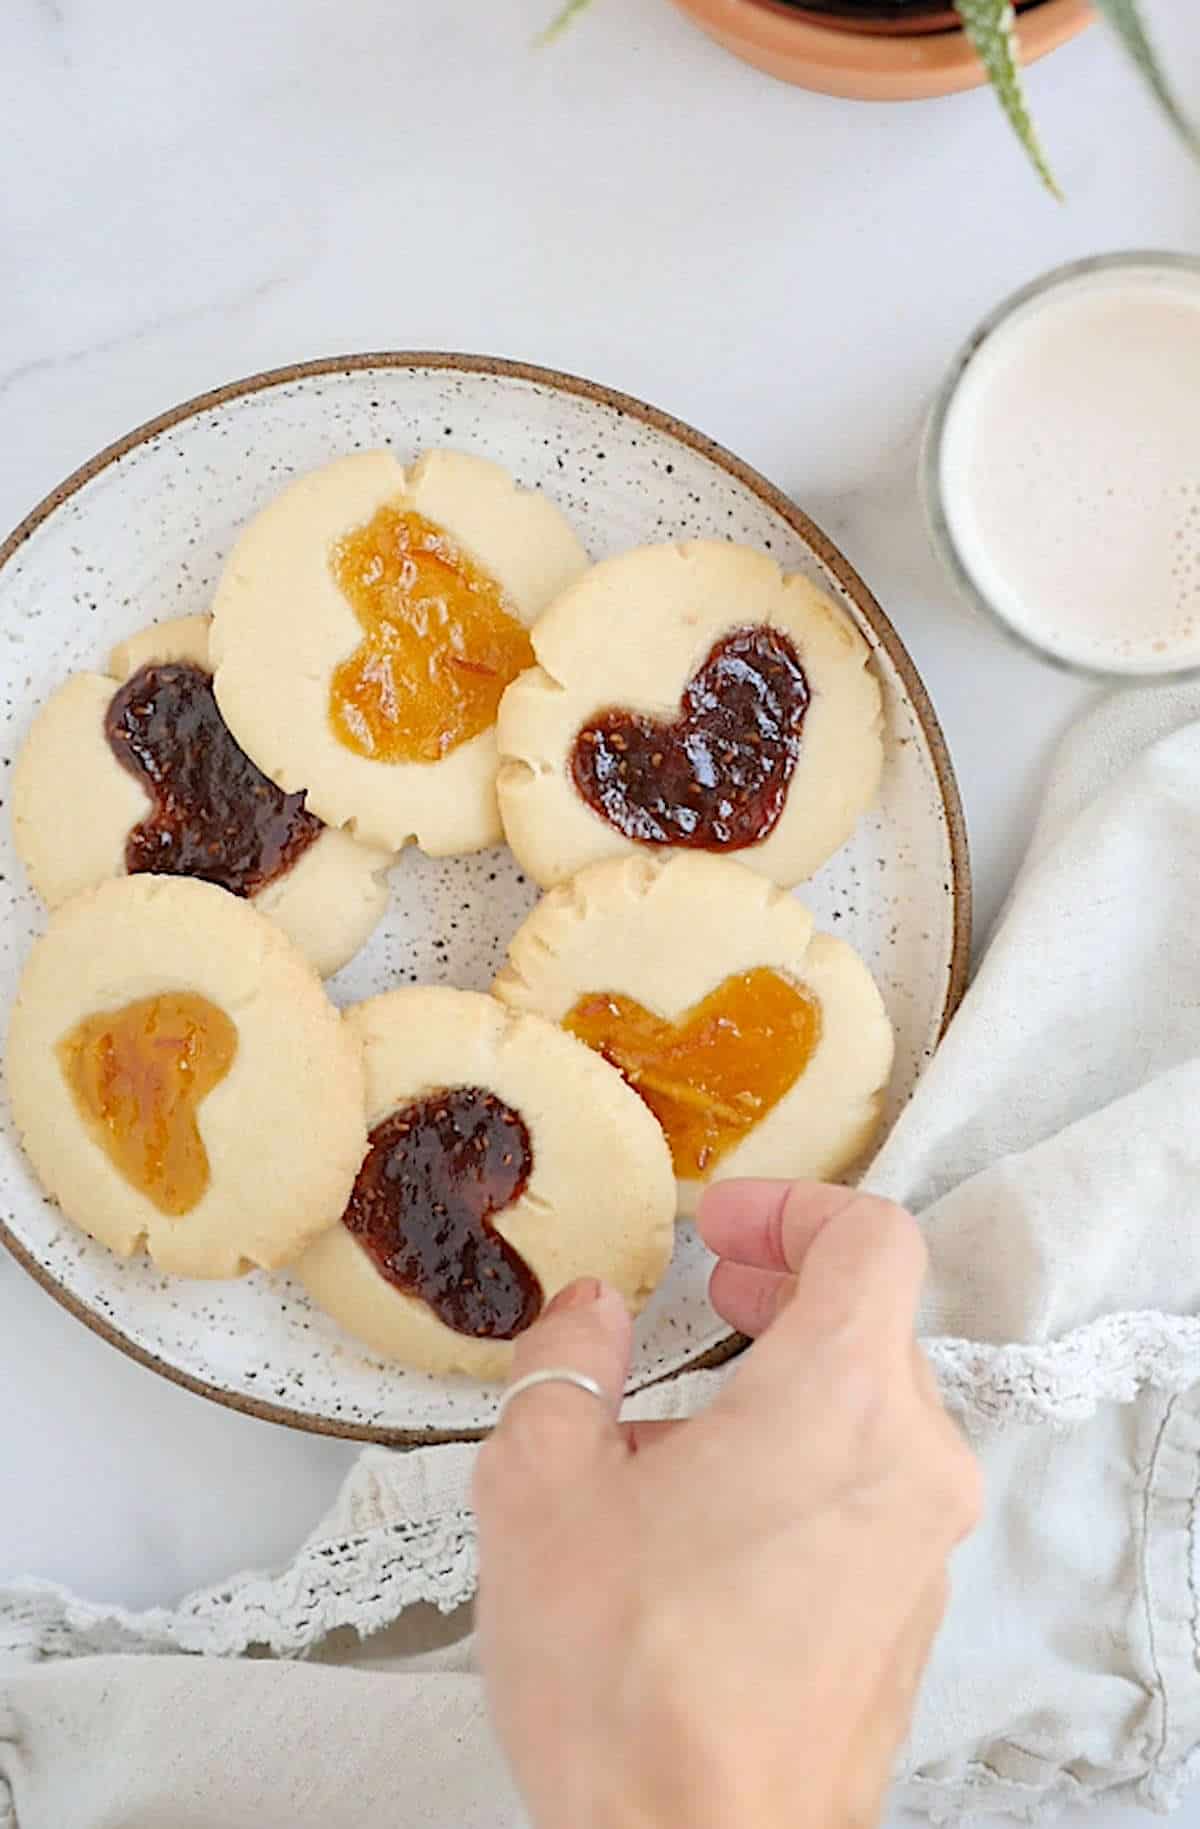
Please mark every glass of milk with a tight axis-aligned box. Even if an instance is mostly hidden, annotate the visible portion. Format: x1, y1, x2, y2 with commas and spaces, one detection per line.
924, 252, 1200, 677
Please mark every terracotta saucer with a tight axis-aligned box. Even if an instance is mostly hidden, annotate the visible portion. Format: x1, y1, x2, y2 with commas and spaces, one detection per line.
668, 0, 1094, 99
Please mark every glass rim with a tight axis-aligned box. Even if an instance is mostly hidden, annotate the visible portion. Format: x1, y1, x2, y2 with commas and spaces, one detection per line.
922, 250, 1200, 684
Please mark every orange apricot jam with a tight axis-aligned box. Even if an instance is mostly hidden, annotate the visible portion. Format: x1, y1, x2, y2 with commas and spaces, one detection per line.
563, 967, 821, 1179
57, 992, 237, 1217
328, 504, 533, 764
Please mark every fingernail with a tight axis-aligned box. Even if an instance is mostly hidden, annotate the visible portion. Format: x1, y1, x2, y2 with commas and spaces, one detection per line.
545, 1277, 603, 1315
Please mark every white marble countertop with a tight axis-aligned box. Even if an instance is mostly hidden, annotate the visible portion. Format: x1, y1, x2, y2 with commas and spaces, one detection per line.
3, 0, 1199, 1819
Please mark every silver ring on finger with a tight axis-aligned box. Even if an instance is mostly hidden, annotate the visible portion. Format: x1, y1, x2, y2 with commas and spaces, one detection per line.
495, 1368, 608, 1426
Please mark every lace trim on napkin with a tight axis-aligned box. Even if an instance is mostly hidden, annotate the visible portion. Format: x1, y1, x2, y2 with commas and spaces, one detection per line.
636, 1310, 1200, 1431
0, 1507, 477, 1665
926, 1310, 1200, 1428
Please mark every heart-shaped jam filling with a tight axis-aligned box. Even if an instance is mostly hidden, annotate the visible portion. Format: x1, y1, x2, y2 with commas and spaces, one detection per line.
343, 1086, 542, 1339
106, 662, 323, 897
329, 505, 534, 766
570, 625, 809, 850
58, 992, 238, 1216
564, 968, 821, 1178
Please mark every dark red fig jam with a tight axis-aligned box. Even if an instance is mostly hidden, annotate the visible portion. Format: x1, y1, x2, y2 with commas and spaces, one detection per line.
343, 1087, 541, 1340
570, 626, 809, 850
105, 661, 322, 897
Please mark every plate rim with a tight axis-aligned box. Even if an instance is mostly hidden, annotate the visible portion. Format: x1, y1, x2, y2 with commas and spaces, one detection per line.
0, 349, 972, 1445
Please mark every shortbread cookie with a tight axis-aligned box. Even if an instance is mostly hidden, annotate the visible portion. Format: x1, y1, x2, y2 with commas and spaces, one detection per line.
12, 614, 392, 977
296, 986, 675, 1379
6, 877, 366, 1277
497, 540, 882, 889
493, 854, 894, 1216
211, 450, 589, 856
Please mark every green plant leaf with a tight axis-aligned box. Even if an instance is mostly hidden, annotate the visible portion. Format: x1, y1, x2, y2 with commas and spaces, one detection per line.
537, 0, 595, 46
954, 0, 1061, 197
1093, 0, 1200, 156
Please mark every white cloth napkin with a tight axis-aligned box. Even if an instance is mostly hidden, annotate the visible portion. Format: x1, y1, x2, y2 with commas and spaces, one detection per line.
7, 684, 1200, 1828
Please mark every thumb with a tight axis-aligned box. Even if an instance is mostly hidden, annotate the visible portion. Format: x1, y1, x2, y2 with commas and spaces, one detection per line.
484, 1279, 633, 1490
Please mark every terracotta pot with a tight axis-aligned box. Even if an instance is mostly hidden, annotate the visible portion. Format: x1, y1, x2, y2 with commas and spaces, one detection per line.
667, 0, 1095, 100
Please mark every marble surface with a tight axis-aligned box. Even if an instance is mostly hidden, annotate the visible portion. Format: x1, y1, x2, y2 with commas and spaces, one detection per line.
2, 0, 1198, 1818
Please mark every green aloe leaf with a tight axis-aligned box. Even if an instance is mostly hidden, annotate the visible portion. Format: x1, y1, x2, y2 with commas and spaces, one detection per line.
1092, 0, 1200, 156
954, 0, 1062, 197
537, 0, 594, 46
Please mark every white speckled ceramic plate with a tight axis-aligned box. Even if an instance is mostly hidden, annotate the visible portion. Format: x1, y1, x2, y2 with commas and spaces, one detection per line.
0, 355, 969, 1443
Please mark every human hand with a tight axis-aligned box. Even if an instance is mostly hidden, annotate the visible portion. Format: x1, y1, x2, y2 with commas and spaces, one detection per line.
473, 1181, 981, 1829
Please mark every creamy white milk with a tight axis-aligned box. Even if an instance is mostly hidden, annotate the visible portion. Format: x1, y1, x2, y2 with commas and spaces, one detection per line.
937, 260, 1200, 675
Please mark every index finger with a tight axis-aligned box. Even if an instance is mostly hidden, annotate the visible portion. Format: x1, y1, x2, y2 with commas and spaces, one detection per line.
698, 1179, 864, 1272
737, 1190, 928, 1386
